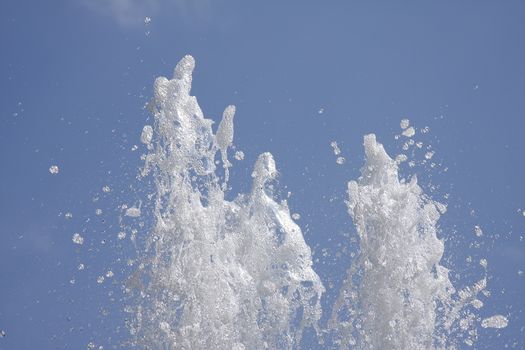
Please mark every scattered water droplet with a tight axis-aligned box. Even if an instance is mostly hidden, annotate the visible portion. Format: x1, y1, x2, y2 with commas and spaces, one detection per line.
317, 107, 324, 114
395, 154, 408, 163
49, 165, 59, 174
95, 208, 103, 216
64, 212, 73, 219
102, 185, 111, 193
144, 16, 151, 24
400, 118, 410, 129
425, 151, 435, 160
118, 231, 127, 240
471, 299, 483, 309
292, 213, 301, 220
479, 259, 488, 268
106, 270, 114, 278
97, 276, 105, 284
402, 127, 415, 138
330, 141, 341, 155
234, 150, 245, 160
481, 315, 508, 329
336, 156, 346, 165
78, 263, 85, 270
72, 233, 84, 245
125, 207, 141, 217
474, 225, 483, 237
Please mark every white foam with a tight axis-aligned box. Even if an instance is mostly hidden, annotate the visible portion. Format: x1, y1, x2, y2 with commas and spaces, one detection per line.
330, 134, 488, 349
131, 56, 324, 349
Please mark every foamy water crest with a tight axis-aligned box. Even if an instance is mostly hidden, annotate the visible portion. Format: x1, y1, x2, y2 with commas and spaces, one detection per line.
126, 56, 506, 349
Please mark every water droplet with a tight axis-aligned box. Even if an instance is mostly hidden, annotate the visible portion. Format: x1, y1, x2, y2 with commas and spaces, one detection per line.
400, 118, 410, 129
425, 151, 435, 160
97, 276, 105, 284
471, 299, 483, 309
118, 231, 127, 240
474, 225, 483, 237
234, 150, 245, 160
95, 208, 102, 216
64, 212, 73, 219
479, 259, 488, 268
481, 315, 508, 329
336, 157, 345, 165
292, 213, 301, 220
402, 127, 415, 138
105, 270, 114, 278
49, 165, 59, 174
72, 233, 84, 245
395, 154, 408, 163
317, 107, 324, 114
125, 207, 141, 217
144, 16, 152, 24
78, 263, 85, 270
330, 141, 341, 155
102, 186, 111, 193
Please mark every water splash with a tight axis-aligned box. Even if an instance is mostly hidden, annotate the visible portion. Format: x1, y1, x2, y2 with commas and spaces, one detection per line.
131, 55, 324, 349
329, 134, 495, 349
123, 55, 506, 350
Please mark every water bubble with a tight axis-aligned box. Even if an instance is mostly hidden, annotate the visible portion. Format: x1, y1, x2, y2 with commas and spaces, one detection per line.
49, 165, 59, 174
72, 233, 84, 245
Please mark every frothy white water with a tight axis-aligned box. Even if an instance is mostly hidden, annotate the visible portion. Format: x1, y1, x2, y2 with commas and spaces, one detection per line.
127, 55, 506, 350
329, 135, 501, 349
131, 56, 324, 349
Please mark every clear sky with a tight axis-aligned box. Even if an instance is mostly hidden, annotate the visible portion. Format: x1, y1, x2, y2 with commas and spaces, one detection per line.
1, 1, 524, 349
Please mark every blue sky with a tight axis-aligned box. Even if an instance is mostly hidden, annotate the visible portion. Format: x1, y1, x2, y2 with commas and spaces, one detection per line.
1, 1, 524, 349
